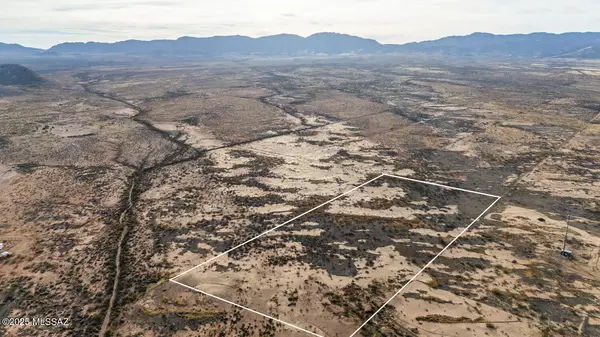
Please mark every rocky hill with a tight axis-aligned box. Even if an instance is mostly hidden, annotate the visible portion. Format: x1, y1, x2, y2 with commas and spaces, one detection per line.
0, 64, 45, 86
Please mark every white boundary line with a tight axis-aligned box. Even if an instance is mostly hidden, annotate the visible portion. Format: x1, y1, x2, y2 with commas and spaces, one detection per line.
171, 173, 386, 280
382, 173, 500, 198
348, 195, 501, 336
169, 174, 501, 337
170, 279, 325, 337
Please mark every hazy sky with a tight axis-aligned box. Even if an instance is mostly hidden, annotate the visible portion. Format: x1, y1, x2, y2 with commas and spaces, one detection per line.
2, 0, 600, 48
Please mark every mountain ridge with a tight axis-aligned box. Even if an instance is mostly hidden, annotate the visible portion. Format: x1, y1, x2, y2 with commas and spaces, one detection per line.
2, 32, 600, 58
0, 42, 44, 55
390, 32, 600, 57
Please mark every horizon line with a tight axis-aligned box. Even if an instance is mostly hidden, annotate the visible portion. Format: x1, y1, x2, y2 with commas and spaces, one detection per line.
2, 30, 600, 51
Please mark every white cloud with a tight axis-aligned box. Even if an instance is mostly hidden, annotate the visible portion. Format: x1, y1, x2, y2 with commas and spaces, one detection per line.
1, 0, 599, 48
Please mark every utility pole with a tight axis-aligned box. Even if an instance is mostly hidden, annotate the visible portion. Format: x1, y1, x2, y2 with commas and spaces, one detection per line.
563, 215, 570, 251
560, 214, 573, 258
595, 244, 600, 270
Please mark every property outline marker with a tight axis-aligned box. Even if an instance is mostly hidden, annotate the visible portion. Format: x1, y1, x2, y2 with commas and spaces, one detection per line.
169, 173, 501, 336
171, 173, 386, 281
347, 195, 501, 337
170, 279, 325, 337
381, 173, 500, 198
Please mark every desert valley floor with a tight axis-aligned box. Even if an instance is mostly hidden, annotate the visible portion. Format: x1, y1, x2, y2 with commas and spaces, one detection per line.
1, 57, 600, 336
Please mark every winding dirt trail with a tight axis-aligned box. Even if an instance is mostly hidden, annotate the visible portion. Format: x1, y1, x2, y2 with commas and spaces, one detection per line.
98, 179, 135, 337
77, 75, 344, 337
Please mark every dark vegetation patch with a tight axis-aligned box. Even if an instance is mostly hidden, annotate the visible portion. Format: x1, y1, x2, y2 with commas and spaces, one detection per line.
138, 306, 226, 334
354, 197, 471, 232
213, 262, 242, 273
354, 197, 410, 210
296, 129, 319, 137
154, 194, 200, 216
414, 213, 470, 232
528, 299, 579, 324
497, 122, 568, 139
325, 282, 417, 336
229, 150, 285, 176
321, 149, 386, 164
295, 235, 359, 277
514, 262, 577, 290
72, 166, 111, 182
267, 255, 297, 267
217, 175, 299, 193
506, 188, 599, 225
425, 255, 593, 330
378, 149, 400, 157
297, 137, 335, 146
434, 256, 491, 272
285, 289, 299, 306
288, 195, 338, 211
403, 292, 453, 304
428, 117, 483, 137
0, 135, 8, 148
15, 162, 38, 173
28, 261, 57, 273
175, 237, 212, 255
310, 164, 333, 170
48, 232, 77, 254
259, 72, 298, 91
553, 290, 598, 307
325, 282, 378, 320
374, 174, 491, 215
160, 212, 289, 256
161, 90, 191, 100
476, 287, 529, 319
479, 229, 537, 259
1, 275, 98, 335
389, 106, 430, 123
267, 212, 443, 275
182, 116, 199, 126
404, 149, 534, 195
229, 238, 288, 261
416, 314, 485, 323
233, 194, 285, 207
578, 100, 600, 112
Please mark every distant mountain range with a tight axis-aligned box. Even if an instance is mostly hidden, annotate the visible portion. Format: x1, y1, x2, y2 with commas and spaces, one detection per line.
47, 33, 382, 55
393, 32, 600, 58
2, 32, 600, 59
0, 42, 43, 55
